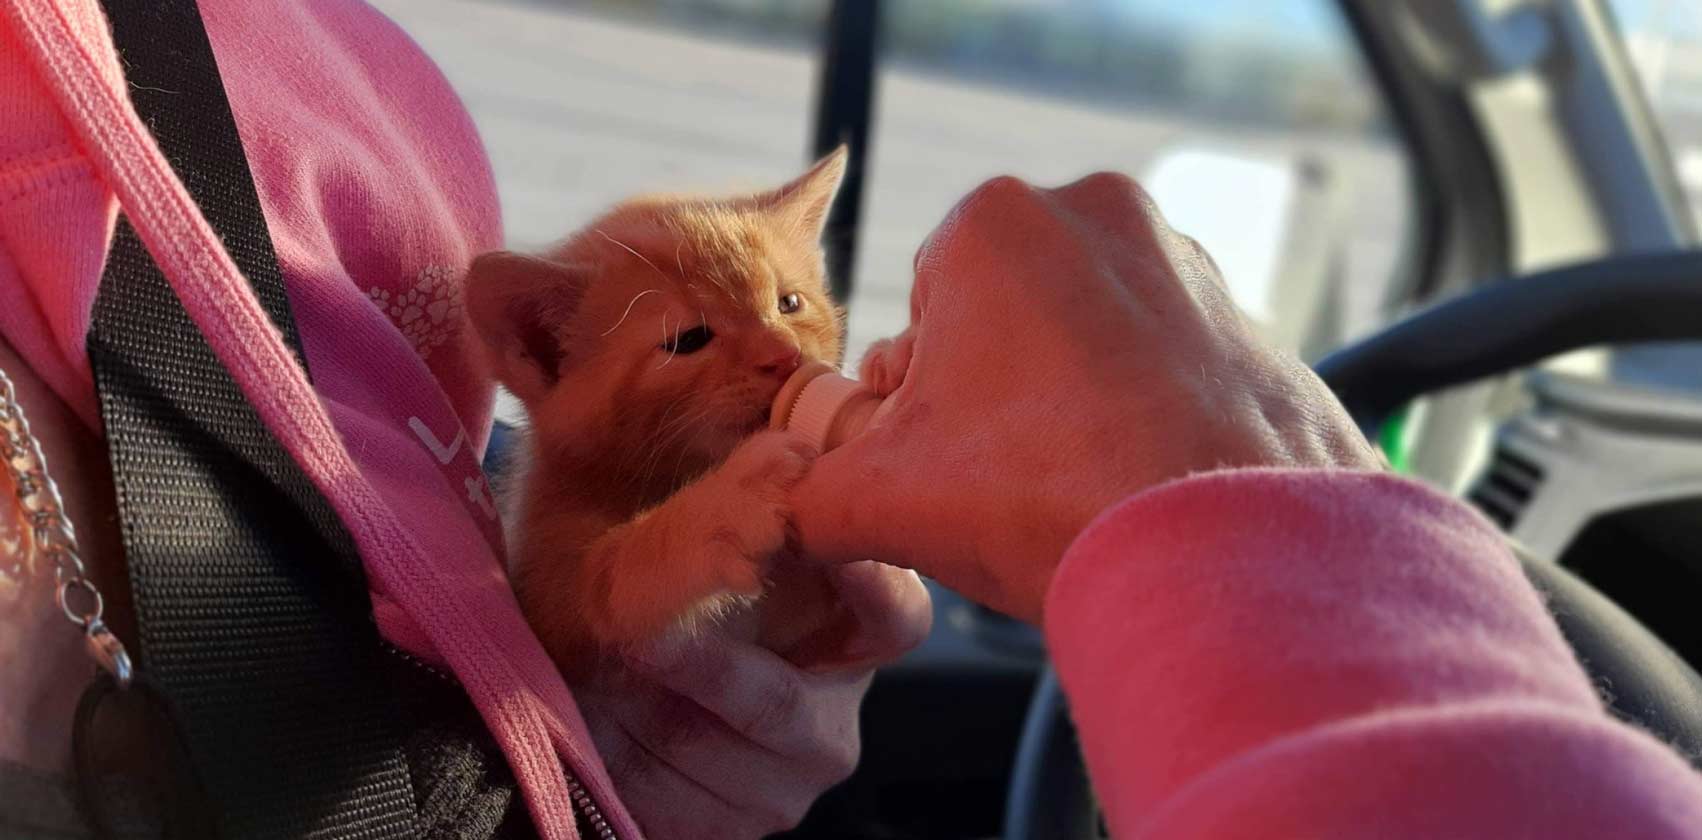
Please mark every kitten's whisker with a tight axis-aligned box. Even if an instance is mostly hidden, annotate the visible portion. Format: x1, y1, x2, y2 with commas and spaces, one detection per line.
597, 229, 671, 282
634, 404, 717, 492
670, 426, 708, 494
675, 241, 686, 277
616, 394, 696, 485
602, 288, 661, 337
619, 392, 701, 480
658, 313, 680, 369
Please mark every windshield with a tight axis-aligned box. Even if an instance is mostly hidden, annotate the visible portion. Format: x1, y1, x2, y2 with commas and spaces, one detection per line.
376, 0, 1418, 399
1607, 0, 1702, 232
850, 0, 1410, 362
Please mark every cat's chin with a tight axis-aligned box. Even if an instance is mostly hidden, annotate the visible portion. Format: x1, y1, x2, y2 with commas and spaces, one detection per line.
683, 426, 754, 467
691, 415, 772, 467
722, 408, 773, 441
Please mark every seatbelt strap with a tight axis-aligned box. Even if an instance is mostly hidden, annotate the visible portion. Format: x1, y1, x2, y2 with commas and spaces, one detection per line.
85, 1, 418, 836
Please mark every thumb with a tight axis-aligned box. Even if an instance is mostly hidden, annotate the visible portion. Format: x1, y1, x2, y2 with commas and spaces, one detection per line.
789, 420, 914, 569
781, 561, 933, 673
829, 561, 932, 665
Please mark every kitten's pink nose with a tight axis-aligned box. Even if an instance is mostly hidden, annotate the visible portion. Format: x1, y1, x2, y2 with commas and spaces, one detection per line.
751, 337, 803, 379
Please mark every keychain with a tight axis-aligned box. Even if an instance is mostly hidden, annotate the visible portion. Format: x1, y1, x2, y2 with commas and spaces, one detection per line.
1, 365, 210, 837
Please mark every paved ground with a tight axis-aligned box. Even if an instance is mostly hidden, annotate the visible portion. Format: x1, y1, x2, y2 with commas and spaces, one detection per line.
370, 0, 1409, 409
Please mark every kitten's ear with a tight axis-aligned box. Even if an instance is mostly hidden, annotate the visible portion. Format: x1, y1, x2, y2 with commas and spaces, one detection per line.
464, 251, 587, 403
760, 144, 848, 241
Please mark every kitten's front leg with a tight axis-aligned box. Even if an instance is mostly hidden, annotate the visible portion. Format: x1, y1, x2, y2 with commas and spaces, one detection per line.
573, 431, 815, 654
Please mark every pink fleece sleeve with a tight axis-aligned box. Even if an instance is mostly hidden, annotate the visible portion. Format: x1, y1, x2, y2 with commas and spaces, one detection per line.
1045, 469, 1702, 838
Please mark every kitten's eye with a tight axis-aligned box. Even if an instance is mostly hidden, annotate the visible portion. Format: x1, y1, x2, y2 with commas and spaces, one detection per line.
778, 292, 803, 314
663, 325, 714, 355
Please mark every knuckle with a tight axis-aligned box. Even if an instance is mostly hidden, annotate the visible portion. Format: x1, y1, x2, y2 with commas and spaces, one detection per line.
1063, 171, 1157, 217
820, 737, 861, 784
973, 173, 1035, 201
911, 236, 936, 273
782, 438, 817, 464
738, 668, 803, 737
700, 812, 762, 840
957, 174, 1043, 226
1191, 236, 1225, 277
742, 799, 807, 838
644, 699, 713, 754
1102, 172, 1158, 211
772, 796, 814, 833
923, 174, 1040, 259
1079, 169, 1140, 193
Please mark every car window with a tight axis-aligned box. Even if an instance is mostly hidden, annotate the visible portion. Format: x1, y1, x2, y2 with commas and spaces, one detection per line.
1604, 0, 1702, 231
848, 0, 1415, 364
371, 0, 829, 251
377, 0, 1414, 384
371, 0, 829, 423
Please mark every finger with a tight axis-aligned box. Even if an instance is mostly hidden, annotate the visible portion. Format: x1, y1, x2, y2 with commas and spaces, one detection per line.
1047, 170, 1164, 231
1177, 232, 1226, 286
1046, 172, 1215, 319
584, 706, 804, 839
773, 560, 933, 672
787, 419, 916, 568
911, 174, 1045, 315
582, 673, 851, 829
856, 336, 896, 387
626, 630, 871, 756
1078, 163, 1221, 288
825, 561, 932, 667
1074, 180, 1219, 302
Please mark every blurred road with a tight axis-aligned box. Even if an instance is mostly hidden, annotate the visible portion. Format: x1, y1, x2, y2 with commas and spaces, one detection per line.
370, 0, 1407, 394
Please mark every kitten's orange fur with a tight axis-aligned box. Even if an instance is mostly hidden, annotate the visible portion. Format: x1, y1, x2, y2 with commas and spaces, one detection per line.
467, 149, 850, 677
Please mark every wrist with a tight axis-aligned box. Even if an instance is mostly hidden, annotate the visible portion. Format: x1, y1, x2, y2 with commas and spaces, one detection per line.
1045, 467, 1421, 625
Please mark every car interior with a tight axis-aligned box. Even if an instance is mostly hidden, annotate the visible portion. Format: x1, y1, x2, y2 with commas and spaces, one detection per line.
19, 0, 1702, 838
469, 1, 1702, 837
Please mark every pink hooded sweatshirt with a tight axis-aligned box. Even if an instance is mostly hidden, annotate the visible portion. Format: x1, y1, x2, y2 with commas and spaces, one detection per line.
2, 1, 1700, 838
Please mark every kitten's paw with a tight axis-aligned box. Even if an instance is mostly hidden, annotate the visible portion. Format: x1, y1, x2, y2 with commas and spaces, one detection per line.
858, 328, 916, 397
722, 430, 816, 500
702, 431, 816, 593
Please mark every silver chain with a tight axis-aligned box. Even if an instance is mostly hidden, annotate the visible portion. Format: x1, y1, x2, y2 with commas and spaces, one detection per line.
0, 364, 133, 687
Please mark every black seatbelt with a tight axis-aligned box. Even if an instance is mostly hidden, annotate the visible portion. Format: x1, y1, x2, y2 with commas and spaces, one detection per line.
85, 2, 418, 836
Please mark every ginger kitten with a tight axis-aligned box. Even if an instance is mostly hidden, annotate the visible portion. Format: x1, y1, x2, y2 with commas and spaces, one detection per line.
467, 149, 850, 677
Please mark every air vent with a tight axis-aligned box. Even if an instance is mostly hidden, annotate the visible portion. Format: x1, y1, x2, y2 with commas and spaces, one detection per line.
1469, 447, 1546, 530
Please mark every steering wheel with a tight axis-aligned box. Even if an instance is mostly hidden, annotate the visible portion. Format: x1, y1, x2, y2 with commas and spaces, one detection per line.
1003, 252, 1702, 840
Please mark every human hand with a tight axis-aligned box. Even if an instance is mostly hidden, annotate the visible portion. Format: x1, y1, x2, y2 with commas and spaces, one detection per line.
792, 173, 1381, 623
857, 327, 916, 398
574, 560, 929, 839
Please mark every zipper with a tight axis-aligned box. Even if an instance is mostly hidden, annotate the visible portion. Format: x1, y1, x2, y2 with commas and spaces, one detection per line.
385, 641, 455, 682
566, 772, 620, 840
384, 642, 622, 839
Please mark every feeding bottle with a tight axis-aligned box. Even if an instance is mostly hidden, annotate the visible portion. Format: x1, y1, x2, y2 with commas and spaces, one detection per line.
770, 361, 895, 452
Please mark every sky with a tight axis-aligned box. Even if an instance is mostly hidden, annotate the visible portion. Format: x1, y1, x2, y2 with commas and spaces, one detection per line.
1608, 0, 1702, 39
1123, 0, 1342, 47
